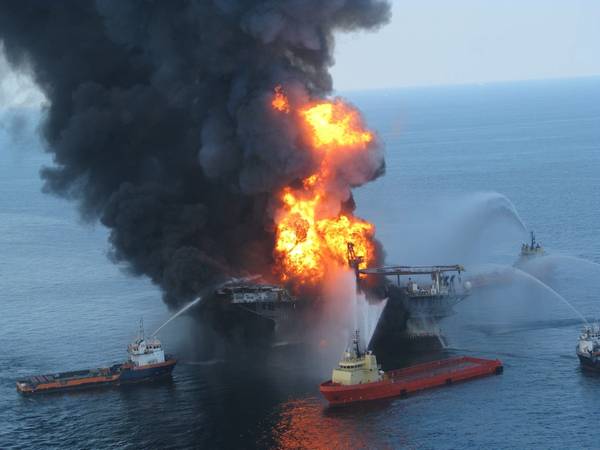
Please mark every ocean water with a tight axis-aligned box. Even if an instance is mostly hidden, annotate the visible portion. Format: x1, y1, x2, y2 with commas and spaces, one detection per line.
1, 77, 600, 449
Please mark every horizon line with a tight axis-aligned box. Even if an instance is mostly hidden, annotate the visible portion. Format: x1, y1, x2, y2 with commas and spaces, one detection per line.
334, 74, 600, 94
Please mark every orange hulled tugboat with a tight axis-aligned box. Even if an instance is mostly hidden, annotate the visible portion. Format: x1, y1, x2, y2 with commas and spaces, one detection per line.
320, 330, 503, 406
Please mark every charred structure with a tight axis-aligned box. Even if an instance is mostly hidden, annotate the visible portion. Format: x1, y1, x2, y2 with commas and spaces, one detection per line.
201, 282, 309, 342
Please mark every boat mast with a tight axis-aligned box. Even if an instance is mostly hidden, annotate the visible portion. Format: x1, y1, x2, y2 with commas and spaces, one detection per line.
353, 329, 362, 357
139, 317, 145, 341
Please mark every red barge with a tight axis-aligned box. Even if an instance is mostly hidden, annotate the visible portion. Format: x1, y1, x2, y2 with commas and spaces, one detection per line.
320, 331, 503, 406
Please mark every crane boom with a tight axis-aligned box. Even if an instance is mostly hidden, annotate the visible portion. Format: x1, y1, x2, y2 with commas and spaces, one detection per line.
359, 265, 464, 276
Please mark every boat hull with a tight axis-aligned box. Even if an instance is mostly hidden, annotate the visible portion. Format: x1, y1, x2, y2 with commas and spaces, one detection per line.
320, 356, 502, 406
578, 354, 600, 371
17, 358, 176, 394
119, 359, 176, 383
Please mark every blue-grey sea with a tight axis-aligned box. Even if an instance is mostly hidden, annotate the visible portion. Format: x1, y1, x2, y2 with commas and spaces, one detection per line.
1, 77, 600, 449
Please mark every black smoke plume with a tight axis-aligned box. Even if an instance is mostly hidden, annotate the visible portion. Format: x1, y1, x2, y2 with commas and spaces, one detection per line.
0, 1, 390, 307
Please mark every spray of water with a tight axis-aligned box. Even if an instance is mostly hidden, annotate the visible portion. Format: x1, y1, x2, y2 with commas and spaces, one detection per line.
320, 268, 387, 351
151, 275, 262, 337
354, 292, 387, 349
531, 254, 600, 272
152, 296, 203, 337
563, 255, 600, 271
473, 263, 589, 325
466, 192, 528, 232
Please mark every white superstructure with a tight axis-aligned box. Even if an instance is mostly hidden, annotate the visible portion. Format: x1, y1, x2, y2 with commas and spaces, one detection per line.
577, 325, 600, 357
127, 319, 166, 367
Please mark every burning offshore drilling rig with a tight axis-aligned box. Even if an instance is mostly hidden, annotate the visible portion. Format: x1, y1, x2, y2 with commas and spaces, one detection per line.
0, 2, 389, 304
0, 1, 476, 357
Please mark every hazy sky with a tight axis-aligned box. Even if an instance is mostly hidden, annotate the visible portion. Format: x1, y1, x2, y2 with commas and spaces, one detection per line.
332, 0, 600, 91
1, 1, 600, 105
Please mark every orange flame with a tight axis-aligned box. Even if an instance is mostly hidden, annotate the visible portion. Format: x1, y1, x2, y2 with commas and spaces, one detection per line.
270, 86, 377, 285
271, 85, 290, 113
274, 186, 375, 284
301, 100, 373, 150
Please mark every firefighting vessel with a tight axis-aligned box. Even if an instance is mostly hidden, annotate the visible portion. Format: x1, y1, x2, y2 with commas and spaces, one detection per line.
319, 330, 503, 406
576, 324, 600, 371
16, 320, 176, 394
518, 231, 546, 263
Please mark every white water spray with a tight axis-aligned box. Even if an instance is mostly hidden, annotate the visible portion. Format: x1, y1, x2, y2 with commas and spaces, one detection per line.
354, 291, 387, 348
151, 275, 261, 337
152, 296, 203, 336
538, 254, 600, 272
474, 263, 589, 325
321, 269, 387, 350
511, 266, 589, 325
347, 274, 387, 348
467, 192, 528, 232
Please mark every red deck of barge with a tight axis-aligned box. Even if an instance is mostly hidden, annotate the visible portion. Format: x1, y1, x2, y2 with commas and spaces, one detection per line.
320, 356, 503, 406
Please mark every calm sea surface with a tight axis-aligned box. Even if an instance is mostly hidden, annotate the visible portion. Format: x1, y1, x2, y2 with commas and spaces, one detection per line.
1, 78, 600, 449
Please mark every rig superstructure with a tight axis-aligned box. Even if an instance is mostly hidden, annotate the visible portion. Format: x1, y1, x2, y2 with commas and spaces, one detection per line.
348, 243, 471, 355
198, 243, 471, 357
202, 281, 306, 341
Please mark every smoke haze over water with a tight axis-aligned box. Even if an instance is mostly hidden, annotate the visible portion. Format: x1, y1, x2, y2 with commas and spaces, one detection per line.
0, 1, 390, 306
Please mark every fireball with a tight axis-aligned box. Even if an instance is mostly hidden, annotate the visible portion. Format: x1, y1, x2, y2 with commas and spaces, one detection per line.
271, 86, 377, 285
301, 100, 373, 150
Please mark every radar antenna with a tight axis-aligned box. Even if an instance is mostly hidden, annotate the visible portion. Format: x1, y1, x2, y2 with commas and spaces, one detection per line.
138, 317, 145, 341
353, 329, 362, 358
